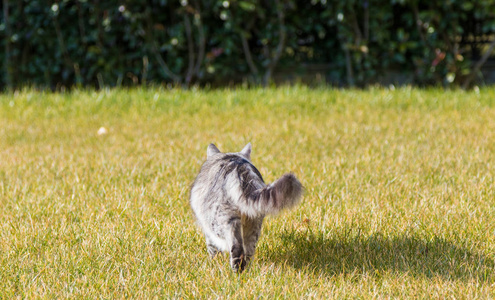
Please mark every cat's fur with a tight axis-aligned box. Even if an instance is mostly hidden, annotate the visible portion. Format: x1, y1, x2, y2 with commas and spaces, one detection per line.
190, 143, 303, 272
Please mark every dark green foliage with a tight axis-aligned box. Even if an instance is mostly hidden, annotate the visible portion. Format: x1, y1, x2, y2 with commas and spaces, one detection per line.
0, 0, 494, 89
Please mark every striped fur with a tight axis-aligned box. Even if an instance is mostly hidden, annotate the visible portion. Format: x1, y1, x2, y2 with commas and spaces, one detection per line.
190, 143, 303, 272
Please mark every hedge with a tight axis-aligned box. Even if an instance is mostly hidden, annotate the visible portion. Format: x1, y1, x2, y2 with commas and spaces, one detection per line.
1, 0, 495, 89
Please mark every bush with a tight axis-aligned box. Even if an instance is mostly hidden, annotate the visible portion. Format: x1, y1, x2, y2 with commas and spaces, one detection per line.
1, 0, 494, 89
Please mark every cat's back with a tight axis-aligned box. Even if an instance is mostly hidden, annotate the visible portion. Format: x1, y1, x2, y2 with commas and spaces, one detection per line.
190, 153, 264, 208
190, 153, 228, 207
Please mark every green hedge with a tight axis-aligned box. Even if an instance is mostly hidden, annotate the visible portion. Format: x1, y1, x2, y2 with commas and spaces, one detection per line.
1, 0, 495, 89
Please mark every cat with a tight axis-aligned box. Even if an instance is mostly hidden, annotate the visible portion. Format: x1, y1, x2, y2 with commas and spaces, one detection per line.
190, 143, 303, 272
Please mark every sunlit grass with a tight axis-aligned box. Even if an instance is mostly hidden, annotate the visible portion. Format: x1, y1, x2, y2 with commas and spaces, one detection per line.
1, 86, 494, 298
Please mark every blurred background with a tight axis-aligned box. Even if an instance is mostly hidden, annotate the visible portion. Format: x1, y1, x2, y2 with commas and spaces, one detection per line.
1, 0, 495, 90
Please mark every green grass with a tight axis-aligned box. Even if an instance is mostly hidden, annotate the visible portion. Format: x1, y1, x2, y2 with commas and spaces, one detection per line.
1, 86, 494, 298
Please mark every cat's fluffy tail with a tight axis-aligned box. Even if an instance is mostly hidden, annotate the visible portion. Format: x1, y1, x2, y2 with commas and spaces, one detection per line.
244, 173, 303, 216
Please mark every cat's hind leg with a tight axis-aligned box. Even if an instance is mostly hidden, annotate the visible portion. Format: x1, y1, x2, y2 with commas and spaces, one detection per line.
205, 237, 220, 258
227, 217, 246, 272
242, 215, 264, 264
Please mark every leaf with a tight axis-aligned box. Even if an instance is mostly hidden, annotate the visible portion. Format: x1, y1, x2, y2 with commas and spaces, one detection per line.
239, 1, 256, 11
462, 2, 474, 11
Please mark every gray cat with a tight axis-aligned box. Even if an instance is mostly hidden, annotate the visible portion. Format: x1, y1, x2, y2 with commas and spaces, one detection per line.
190, 143, 303, 272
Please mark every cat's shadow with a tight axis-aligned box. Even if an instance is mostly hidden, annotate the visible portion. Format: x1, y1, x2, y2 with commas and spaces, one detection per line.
263, 229, 493, 281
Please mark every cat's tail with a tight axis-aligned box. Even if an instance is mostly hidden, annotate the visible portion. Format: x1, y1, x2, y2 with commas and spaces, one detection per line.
244, 173, 303, 216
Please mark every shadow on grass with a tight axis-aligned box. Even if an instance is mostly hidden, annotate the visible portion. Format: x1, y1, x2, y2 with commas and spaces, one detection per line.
265, 229, 494, 281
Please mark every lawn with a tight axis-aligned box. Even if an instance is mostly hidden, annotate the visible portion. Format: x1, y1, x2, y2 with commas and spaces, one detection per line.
1, 86, 494, 298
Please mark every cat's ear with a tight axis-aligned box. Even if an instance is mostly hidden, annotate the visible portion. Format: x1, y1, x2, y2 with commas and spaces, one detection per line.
207, 143, 221, 158
240, 143, 251, 160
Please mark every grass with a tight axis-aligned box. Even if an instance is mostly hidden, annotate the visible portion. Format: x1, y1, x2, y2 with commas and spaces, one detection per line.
0, 86, 494, 298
